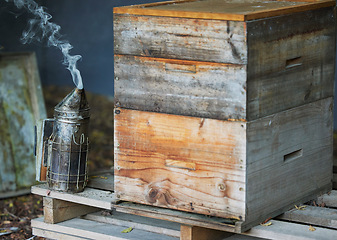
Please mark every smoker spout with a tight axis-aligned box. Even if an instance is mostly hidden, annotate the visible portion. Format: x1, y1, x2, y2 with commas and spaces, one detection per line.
46, 87, 90, 193
55, 87, 90, 119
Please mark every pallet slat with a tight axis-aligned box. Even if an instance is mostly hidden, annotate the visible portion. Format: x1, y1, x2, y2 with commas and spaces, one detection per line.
31, 217, 178, 240
278, 205, 337, 229
84, 211, 180, 238
243, 219, 337, 240
114, 202, 241, 233
31, 184, 115, 209
317, 191, 337, 208
43, 197, 99, 224
31, 187, 337, 240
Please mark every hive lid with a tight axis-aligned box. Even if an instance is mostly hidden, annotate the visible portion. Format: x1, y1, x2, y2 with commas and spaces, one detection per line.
113, 0, 335, 21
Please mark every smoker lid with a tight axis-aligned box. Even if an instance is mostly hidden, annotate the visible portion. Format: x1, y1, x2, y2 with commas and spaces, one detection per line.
54, 87, 90, 119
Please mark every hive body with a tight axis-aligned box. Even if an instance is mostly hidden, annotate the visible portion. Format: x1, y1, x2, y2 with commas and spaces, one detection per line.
113, 0, 335, 231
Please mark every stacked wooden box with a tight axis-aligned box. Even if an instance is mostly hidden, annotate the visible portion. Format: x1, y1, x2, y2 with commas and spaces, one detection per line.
113, 0, 336, 232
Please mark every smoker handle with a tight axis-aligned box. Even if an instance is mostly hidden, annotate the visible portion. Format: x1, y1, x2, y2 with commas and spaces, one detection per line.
34, 125, 37, 156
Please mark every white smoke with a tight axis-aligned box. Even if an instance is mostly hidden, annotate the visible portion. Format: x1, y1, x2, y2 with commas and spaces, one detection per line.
5, 0, 83, 89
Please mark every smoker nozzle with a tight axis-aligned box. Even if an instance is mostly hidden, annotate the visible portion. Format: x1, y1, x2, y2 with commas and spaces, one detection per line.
54, 87, 90, 120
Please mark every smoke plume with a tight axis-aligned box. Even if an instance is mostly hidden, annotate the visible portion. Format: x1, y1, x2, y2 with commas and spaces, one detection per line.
5, 0, 83, 89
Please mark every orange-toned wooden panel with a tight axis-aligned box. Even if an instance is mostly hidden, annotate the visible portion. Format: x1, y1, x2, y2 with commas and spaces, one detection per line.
114, 108, 246, 219
113, 0, 334, 21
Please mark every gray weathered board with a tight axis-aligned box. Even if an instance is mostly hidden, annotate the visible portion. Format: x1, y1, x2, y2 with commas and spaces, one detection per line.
114, 6, 335, 121
31, 185, 337, 240
0, 52, 46, 197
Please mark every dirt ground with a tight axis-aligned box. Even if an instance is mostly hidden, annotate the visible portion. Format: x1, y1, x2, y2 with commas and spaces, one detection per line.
0, 85, 114, 239
0, 194, 44, 239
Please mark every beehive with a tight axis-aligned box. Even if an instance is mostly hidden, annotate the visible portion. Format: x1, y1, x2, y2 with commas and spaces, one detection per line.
113, 0, 335, 231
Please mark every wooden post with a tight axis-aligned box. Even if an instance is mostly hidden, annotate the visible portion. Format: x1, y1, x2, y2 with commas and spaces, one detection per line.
43, 197, 99, 224
180, 225, 233, 240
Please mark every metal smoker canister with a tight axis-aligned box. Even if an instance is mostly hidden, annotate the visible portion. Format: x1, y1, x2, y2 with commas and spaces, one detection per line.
46, 88, 90, 193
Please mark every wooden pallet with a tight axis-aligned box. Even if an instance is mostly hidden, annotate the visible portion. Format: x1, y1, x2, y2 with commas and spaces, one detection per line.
31, 173, 337, 240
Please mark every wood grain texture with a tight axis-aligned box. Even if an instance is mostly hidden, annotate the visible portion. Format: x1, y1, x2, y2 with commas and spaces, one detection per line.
180, 225, 233, 240
245, 98, 333, 226
113, 0, 335, 21
114, 7, 335, 121
43, 197, 98, 224
114, 15, 247, 64
115, 202, 241, 233
278, 205, 337, 230
114, 108, 246, 219
87, 171, 114, 191
246, 7, 335, 120
243, 219, 337, 240
317, 190, 337, 208
0, 104, 16, 192
32, 217, 178, 240
31, 184, 116, 209
0, 52, 47, 192
84, 211, 181, 238
114, 55, 247, 120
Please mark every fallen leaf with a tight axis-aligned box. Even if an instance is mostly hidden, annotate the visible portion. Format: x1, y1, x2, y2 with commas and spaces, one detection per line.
9, 202, 14, 208
261, 217, 272, 224
295, 205, 306, 210
121, 227, 133, 233
46, 190, 51, 196
260, 222, 272, 226
309, 225, 316, 231
100, 176, 108, 179
230, 216, 241, 221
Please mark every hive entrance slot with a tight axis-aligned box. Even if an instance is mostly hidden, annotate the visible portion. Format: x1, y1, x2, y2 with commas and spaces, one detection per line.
283, 149, 303, 162
285, 57, 302, 69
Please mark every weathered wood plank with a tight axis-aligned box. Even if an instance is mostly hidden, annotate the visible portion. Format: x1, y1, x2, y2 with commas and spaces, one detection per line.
114, 108, 246, 219
43, 197, 99, 224
247, 7, 335, 120
84, 211, 181, 238
114, 55, 247, 120
245, 98, 333, 227
31, 184, 116, 209
114, 15, 247, 64
33, 228, 85, 240
115, 202, 241, 233
0, 104, 16, 192
180, 225, 233, 240
87, 171, 114, 191
0, 52, 47, 192
278, 205, 337, 230
31, 217, 179, 240
113, 0, 335, 21
317, 190, 337, 208
243, 219, 337, 240
0, 188, 31, 199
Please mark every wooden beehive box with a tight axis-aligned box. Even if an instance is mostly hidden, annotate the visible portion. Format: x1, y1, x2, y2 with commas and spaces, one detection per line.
113, 0, 336, 232
0, 52, 47, 198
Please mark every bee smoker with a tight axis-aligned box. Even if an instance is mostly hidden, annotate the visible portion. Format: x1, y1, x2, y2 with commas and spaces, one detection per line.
37, 87, 90, 193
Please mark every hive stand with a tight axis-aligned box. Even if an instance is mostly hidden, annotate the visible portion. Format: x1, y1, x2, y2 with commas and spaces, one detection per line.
31, 173, 337, 240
